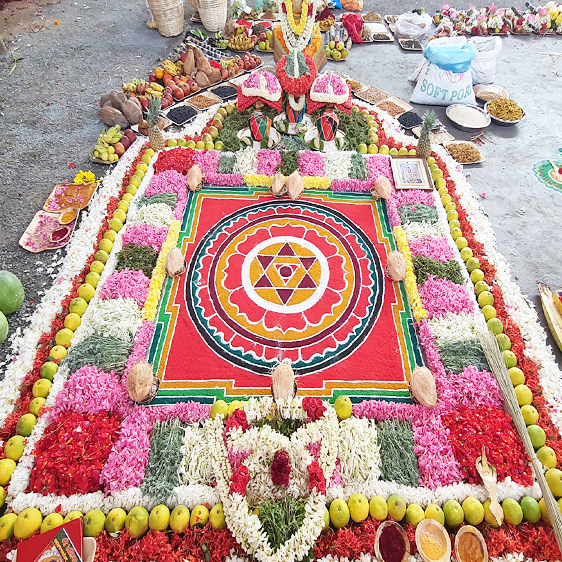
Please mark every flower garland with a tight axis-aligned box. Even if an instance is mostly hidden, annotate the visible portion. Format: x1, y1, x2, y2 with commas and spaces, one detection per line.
279, 0, 319, 51
285, 0, 309, 35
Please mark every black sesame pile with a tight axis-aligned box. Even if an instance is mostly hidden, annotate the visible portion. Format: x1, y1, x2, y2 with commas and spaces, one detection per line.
211, 85, 237, 99
397, 111, 422, 129
167, 105, 198, 125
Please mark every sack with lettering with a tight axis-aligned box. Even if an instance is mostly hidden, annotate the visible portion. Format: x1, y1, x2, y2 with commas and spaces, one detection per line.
410, 37, 477, 106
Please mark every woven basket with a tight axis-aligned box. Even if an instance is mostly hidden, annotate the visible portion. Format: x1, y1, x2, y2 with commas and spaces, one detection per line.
149, 0, 185, 37
198, 0, 227, 32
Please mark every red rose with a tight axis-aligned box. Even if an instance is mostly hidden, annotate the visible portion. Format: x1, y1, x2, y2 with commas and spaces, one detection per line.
302, 397, 326, 422
229, 465, 251, 496
271, 450, 291, 488
307, 460, 326, 494
225, 409, 249, 433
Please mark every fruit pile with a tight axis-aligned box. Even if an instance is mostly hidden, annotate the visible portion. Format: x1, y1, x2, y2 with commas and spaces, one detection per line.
257, 29, 273, 51
323, 40, 350, 61
93, 127, 136, 163
228, 25, 258, 51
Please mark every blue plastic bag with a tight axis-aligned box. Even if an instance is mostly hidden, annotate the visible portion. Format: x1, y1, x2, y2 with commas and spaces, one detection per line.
424, 42, 477, 74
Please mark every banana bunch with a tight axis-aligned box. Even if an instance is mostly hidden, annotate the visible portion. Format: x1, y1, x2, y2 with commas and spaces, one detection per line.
146, 82, 164, 97
162, 60, 178, 76
93, 126, 123, 162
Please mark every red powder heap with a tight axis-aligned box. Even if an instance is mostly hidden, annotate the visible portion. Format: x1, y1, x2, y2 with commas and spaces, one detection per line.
379, 524, 406, 562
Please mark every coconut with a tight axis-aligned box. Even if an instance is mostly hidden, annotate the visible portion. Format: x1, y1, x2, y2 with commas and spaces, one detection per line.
371, 176, 392, 200
271, 173, 286, 198
271, 360, 296, 400
187, 165, 203, 192
409, 366, 437, 407
286, 170, 305, 201
127, 362, 155, 403
385, 251, 407, 281
165, 247, 187, 277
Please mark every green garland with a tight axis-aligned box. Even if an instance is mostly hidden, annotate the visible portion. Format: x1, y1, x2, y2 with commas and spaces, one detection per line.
141, 419, 186, 503
217, 153, 237, 174
334, 109, 370, 152
412, 256, 464, 286
349, 153, 368, 180
279, 135, 309, 151
279, 150, 300, 176
63, 334, 132, 375
377, 419, 420, 487
397, 203, 439, 224
437, 339, 490, 374
116, 243, 159, 279
257, 497, 307, 551
137, 193, 178, 209
217, 107, 278, 152
253, 417, 304, 438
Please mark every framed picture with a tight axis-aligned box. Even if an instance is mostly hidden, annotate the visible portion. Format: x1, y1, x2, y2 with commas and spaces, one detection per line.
390, 156, 432, 190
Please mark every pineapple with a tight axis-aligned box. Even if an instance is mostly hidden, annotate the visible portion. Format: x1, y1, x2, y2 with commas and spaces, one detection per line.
417, 110, 437, 159
147, 97, 165, 151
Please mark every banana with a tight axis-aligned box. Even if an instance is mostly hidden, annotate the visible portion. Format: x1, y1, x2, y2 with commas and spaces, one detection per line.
149, 82, 164, 92
162, 62, 177, 76
107, 125, 121, 136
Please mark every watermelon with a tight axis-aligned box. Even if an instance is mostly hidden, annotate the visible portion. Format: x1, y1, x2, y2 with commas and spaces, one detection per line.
0, 271, 25, 315
0, 311, 7, 344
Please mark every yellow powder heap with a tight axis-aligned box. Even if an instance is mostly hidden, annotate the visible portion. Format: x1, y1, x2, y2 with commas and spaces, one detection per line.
420, 532, 446, 561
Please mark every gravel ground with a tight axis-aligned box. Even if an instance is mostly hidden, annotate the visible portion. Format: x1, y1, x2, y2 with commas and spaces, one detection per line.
0, 0, 561, 369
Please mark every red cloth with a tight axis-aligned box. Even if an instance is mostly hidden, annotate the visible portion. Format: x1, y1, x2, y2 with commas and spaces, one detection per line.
342, 13, 364, 43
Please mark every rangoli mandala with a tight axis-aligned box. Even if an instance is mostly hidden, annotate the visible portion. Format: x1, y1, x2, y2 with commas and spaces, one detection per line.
149, 191, 419, 403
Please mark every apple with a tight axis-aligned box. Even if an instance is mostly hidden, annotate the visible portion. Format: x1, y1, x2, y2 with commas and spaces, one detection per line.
190, 83, 199, 93
164, 86, 173, 96
173, 88, 184, 100
136, 83, 146, 96
250, 34, 257, 42
221, 68, 228, 79
259, 32, 267, 41
255, 56, 262, 64
113, 142, 125, 157
120, 135, 131, 150
149, 73, 157, 83
181, 51, 188, 62
140, 97, 149, 111
124, 129, 136, 143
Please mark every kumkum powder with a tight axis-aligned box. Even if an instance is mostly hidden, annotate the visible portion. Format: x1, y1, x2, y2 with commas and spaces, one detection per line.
379, 524, 406, 562
457, 532, 484, 562
420, 533, 445, 561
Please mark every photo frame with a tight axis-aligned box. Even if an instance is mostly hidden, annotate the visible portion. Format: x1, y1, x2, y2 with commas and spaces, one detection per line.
390, 156, 432, 190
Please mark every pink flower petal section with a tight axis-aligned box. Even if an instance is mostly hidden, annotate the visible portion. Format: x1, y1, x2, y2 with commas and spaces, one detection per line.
409, 236, 456, 262
418, 276, 475, 319
100, 269, 151, 307
121, 225, 169, 253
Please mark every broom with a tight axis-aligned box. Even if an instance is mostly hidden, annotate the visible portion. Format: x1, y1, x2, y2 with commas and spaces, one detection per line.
478, 326, 562, 551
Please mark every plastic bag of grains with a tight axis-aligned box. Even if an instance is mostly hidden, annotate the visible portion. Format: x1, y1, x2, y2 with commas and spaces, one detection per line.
410, 36, 477, 106
469, 36, 502, 85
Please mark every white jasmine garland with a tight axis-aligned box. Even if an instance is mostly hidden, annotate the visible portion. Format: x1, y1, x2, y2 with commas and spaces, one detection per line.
401, 221, 448, 240
324, 152, 352, 181
130, 202, 176, 228
178, 425, 215, 486
234, 146, 258, 176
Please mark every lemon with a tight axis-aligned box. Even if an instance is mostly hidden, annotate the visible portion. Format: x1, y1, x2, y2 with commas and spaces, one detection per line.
129, 176, 141, 189
334, 395, 352, 420
64, 312, 82, 331
49, 345, 67, 360
462, 497, 484, 526
118, 200, 129, 212
483, 499, 502, 527
456, 237, 468, 250
78, 283, 96, 302
205, 141, 215, 150
470, 269, 485, 284
29, 397, 46, 417
89, 261, 105, 275
17, 413, 37, 437
145, 148, 155, 158
481, 305, 497, 322
443, 499, 464, 529
41, 513, 64, 534
170, 505, 190, 533
521, 496, 541, 523
368, 144, 378, 154
64, 511, 84, 523
357, 144, 368, 154
190, 505, 209, 528
32, 379, 52, 399
211, 399, 229, 419
0, 459, 16, 486
168, 139, 178, 147
487, 318, 503, 335
515, 385, 533, 406
95, 249, 110, 264
186, 140, 196, 149
450, 227, 462, 240
435, 178, 446, 189
537, 446, 557, 469
227, 400, 244, 416
5, 435, 25, 461
528, 424, 546, 449
496, 334, 511, 351
209, 503, 226, 530
540, 498, 551, 524
408, 149, 417, 155
378, 145, 389, 155
405, 504, 425, 527
149, 505, 170, 531
0, 513, 18, 541
445, 202, 456, 213
447, 209, 458, 222
133, 170, 145, 181
69, 297, 88, 317
141, 154, 152, 165
370, 496, 388, 521
460, 247, 473, 261
502, 498, 523, 525
477, 291, 494, 308
425, 504, 445, 525
329, 499, 350, 529
83, 510, 106, 537
215, 141, 224, 151
40, 361, 58, 380
546, 468, 562, 497
126, 185, 138, 195
503, 350, 517, 369
126, 506, 149, 538
98, 238, 113, 254
398, 147, 408, 156
122, 193, 134, 203
389, 148, 399, 156
137, 162, 148, 173
14, 508, 42, 540
105, 508, 127, 532
509, 367, 525, 386
108, 218, 123, 233
348, 493, 369, 522
441, 194, 452, 206
55, 327, 74, 347
387, 494, 406, 521
113, 209, 127, 222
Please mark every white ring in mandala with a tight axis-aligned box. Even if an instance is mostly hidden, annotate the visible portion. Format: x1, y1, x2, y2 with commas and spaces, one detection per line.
241, 236, 330, 314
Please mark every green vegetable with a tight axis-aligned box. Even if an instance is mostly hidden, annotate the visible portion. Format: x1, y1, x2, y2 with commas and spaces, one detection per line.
397, 203, 439, 224
116, 243, 159, 279
437, 339, 489, 374
63, 334, 132, 375
217, 153, 237, 174
253, 417, 304, 438
412, 256, 464, 286
279, 150, 300, 176
257, 497, 307, 551
349, 153, 368, 180
137, 193, 178, 209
